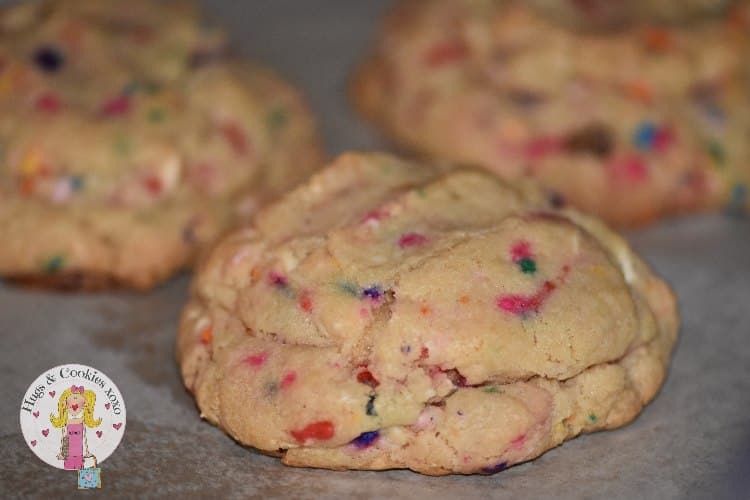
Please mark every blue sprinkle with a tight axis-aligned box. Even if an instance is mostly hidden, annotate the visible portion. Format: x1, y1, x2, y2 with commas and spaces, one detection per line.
351, 431, 380, 449
633, 122, 657, 151
69, 175, 84, 191
481, 462, 508, 474
362, 285, 382, 301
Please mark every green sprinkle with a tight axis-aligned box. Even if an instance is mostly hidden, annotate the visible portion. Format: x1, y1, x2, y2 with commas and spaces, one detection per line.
588, 413, 597, 423
148, 107, 166, 123
415, 188, 427, 199
483, 386, 499, 393
337, 281, 359, 297
519, 258, 537, 274
43, 255, 65, 274
113, 135, 132, 155
267, 106, 288, 132
708, 140, 726, 167
366, 394, 377, 416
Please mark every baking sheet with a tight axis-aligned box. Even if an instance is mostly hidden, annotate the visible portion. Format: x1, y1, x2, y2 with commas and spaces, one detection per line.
1, 1, 749, 498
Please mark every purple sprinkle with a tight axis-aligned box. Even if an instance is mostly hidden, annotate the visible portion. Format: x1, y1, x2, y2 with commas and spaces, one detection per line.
351, 431, 380, 449
481, 462, 507, 474
362, 285, 382, 301
400, 344, 412, 354
268, 272, 288, 287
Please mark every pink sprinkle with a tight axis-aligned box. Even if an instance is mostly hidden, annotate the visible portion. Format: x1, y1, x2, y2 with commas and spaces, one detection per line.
510, 434, 526, 450
497, 281, 555, 315
243, 352, 268, 368
510, 241, 532, 263
611, 155, 649, 183
359, 307, 370, 319
267, 272, 287, 287
219, 122, 250, 156
100, 95, 131, 117
398, 232, 427, 248
280, 371, 297, 389
524, 135, 563, 160
35, 93, 61, 113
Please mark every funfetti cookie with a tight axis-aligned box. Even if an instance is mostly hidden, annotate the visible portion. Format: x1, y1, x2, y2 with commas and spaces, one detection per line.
0, 0, 324, 290
177, 152, 679, 475
352, 0, 750, 226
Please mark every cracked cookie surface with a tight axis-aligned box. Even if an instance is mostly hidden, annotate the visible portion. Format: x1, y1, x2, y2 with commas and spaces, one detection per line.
352, 0, 750, 226
0, 0, 323, 289
177, 152, 679, 475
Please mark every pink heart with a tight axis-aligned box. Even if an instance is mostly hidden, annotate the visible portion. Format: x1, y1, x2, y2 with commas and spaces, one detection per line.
49, 391, 56, 397
112, 422, 122, 431
96, 431, 102, 438
33, 411, 39, 418
41, 429, 49, 437
105, 403, 110, 410
84, 473, 92, 481
71, 404, 79, 411
30, 440, 36, 447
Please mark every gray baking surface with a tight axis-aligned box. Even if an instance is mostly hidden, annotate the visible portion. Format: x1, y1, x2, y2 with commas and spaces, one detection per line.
1, 1, 749, 498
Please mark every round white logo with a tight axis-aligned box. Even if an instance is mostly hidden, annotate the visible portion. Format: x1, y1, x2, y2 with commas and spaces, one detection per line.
19, 364, 126, 470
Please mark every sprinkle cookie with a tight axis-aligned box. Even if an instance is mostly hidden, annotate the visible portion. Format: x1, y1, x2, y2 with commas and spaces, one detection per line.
0, 0, 323, 289
177, 152, 679, 475
352, 0, 750, 226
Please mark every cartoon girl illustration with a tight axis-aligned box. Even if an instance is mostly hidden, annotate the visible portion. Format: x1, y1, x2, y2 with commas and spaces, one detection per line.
50, 385, 101, 470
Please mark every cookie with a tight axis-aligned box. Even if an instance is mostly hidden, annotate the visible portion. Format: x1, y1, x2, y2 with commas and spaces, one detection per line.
0, 0, 324, 290
352, 0, 750, 226
177, 152, 679, 475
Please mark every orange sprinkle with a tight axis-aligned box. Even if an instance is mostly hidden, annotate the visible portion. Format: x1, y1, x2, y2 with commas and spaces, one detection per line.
458, 295, 471, 304
419, 304, 431, 316
200, 326, 213, 345
19, 176, 35, 196
623, 80, 654, 105
644, 28, 673, 51
299, 291, 313, 313
250, 266, 261, 281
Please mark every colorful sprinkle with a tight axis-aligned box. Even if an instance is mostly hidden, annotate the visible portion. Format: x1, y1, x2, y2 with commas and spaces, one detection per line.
398, 232, 427, 248
644, 28, 673, 51
610, 155, 649, 183
338, 281, 359, 297
357, 369, 380, 388
35, 93, 61, 113
362, 285, 382, 301
424, 40, 469, 67
100, 95, 132, 117
483, 386, 499, 393
497, 280, 557, 316
588, 413, 597, 423
365, 395, 377, 416
280, 371, 297, 389
43, 255, 64, 274
33, 46, 64, 73
510, 434, 526, 449
243, 352, 268, 368
290, 420, 335, 443
632, 122, 674, 152
480, 462, 508, 474
351, 431, 379, 449
143, 175, 163, 195
623, 80, 654, 105
219, 122, 250, 156
518, 258, 536, 274
298, 291, 313, 313
267, 106, 288, 131
510, 241, 532, 262
419, 347, 429, 360
524, 135, 563, 160
268, 272, 288, 288
458, 295, 471, 304
199, 326, 213, 345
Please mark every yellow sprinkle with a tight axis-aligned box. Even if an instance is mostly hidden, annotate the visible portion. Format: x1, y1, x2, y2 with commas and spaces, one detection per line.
21, 150, 43, 176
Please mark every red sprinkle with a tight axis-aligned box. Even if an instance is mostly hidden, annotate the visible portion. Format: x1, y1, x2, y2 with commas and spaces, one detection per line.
510, 434, 526, 449
424, 40, 469, 67
356, 369, 380, 388
510, 241, 533, 263
267, 272, 288, 287
35, 93, 61, 113
398, 232, 428, 248
280, 371, 297, 389
143, 175, 163, 195
419, 347, 430, 360
199, 326, 213, 345
299, 291, 313, 313
243, 352, 268, 368
219, 122, 250, 156
653, 126, 676, 153
100, 95, 131, 117
290, 420, 335, 443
